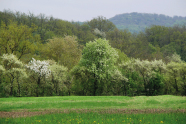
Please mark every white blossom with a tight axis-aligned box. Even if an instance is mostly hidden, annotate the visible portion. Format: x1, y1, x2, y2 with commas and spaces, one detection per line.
94, 28, 106, 38
0, 65, 5, 72
1, 54, 23, 67
166, 53, 183, 63
151, 59, 166, 73
26, 58, 51, 78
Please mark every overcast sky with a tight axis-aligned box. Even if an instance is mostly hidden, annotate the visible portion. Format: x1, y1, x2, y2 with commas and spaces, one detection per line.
0, 0, 186, 22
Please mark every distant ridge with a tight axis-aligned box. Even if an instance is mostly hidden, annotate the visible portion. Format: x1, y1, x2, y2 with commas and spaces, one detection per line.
109, 12, 186, 33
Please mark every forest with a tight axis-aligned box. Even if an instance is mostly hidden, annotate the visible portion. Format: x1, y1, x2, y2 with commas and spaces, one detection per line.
0, 10, 186, 97
110, 12, 186, 33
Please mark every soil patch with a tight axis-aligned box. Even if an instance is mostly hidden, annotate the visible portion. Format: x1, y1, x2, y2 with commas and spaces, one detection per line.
0, 109, 185, 118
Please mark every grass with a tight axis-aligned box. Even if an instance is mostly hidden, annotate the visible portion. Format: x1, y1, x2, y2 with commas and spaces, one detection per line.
0, 95, 186, 111
0, 112, 186, 124
0, 95, 186, 123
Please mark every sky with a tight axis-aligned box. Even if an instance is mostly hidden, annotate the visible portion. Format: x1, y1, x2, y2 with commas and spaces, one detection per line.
0, 0, 186, 22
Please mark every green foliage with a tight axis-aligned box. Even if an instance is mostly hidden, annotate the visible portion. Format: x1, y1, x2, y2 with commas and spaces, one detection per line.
120, 59, 166, 96
144, 25, 186, 61
0, 54, 28, 97
79, 39, 118, 75
71, 65, 93, 95
0, 21, 40, 60
161, 42, 178, 57
107, 29, 131, 50
0, 10, 186, 96
49, 63, 68, 95
179, 62, 186, 95
87, 16, 116, 32
145, 25, 169, 47
71, 38, 126, 95
165, 61, 186, 95
25, 58, 69, 97
147, 73, 164, 95
114, 48, 129, 65
166, 52, 183, 63
40, 36, 82, 70
93, 28, 106, 38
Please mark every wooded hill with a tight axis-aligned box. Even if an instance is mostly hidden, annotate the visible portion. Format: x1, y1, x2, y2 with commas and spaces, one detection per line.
109, 12, 186, 33
0, 10, 186, 97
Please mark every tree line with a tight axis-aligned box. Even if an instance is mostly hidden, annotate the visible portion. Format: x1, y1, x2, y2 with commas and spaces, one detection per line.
0, 10, 186, 97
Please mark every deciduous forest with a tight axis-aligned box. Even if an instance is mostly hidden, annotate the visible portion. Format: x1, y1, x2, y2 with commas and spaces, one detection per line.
0, 10, 186, 97
110, 12, 186, 33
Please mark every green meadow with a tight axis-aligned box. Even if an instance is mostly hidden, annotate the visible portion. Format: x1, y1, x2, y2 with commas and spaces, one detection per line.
0, 95, 186, 123
1, 112, 186, 124
1, 95, 186, 111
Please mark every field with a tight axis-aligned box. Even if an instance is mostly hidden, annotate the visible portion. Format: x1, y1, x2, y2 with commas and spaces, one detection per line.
0, 95, 186, 123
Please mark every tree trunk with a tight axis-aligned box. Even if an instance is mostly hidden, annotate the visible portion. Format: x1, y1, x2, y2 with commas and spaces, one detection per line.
175, 78, 179, 94
36, 77, 40, 97
18, 81, 20, 97
93, 74, 97, 96
10, 75, 15, 96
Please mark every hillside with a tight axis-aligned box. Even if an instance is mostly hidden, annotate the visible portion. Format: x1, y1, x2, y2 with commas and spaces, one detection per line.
1, 10, 186, 97
109, 12, 186, 33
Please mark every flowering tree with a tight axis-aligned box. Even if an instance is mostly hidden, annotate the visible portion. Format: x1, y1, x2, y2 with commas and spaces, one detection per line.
26, 58, 51, 96
166, 52, 183, 63
165, 61, 186, 95
26, 58, 69, 96
26, 58, 51, 77
94, 28, 106, 38
179, 62, 186, 95
72, 38, 126, 95
49, 63, 68, 95
120, 59, 166, 95
166, 62, 180, 94
164, 53, 185, 95
0, 54, 28, 96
